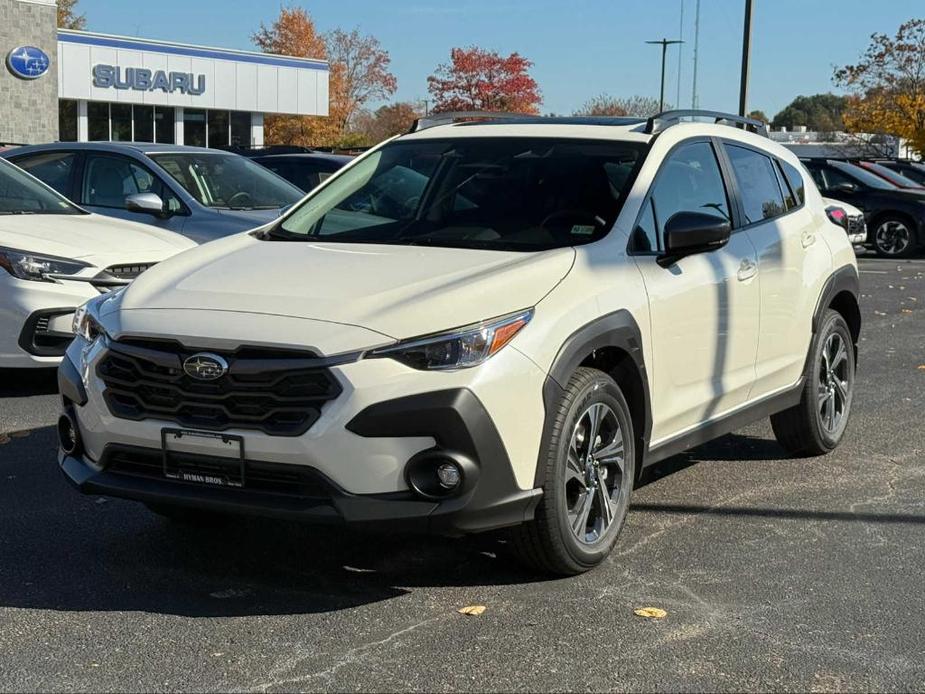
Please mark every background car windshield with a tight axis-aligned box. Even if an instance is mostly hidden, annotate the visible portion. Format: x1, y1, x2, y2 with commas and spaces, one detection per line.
275, 138, 644, 251
0, 160, 81, 215
830, 161, 895, 190
150, 153, 303, 210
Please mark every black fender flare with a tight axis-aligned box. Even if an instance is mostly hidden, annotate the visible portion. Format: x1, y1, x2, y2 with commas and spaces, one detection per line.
812, 264, 860, 336
533, 309, 652, 487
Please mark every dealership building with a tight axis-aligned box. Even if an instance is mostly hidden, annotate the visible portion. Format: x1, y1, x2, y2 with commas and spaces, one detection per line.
1, 0, 330, 147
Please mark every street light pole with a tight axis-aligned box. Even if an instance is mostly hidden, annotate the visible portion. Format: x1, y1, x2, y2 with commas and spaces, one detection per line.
738, 0, 754, 117
646, 38, 684, 112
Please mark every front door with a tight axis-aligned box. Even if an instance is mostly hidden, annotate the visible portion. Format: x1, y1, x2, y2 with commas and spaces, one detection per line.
632, 140, 760, 445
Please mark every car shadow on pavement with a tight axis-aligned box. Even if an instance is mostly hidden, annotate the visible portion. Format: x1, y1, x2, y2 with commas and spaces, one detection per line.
0, 428, 540, 619
0, 368, 58, 398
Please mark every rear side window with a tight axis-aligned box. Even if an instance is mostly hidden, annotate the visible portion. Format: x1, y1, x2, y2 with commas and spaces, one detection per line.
725, 145, 786, 224
12, 151, 77, 196
779, 160, 806, 206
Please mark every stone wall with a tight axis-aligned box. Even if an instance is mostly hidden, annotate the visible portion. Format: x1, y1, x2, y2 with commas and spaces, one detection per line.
0, 0, 59, 144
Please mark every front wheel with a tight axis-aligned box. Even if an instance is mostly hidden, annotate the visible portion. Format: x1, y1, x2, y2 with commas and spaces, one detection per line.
512, 367, 636, 575
771, 310, 855, 456
872, 216, 917, 258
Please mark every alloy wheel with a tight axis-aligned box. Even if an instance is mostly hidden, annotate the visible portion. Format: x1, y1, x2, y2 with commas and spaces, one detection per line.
564, 402, 627, 545
818, 332, 851, 435
875, 220, 912, 256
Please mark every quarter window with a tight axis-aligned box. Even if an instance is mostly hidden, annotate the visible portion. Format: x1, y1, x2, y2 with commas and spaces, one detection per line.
725, 145, 786, 224
779, 160, 806, 206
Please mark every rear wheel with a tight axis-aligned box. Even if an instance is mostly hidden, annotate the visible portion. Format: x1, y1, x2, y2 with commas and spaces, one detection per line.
512, 367, 635, 575
771, 310, 855, 456
872, 216, 916, 258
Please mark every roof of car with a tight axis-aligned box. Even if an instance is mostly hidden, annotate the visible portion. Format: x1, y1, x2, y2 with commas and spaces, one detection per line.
400, 121, 654, 143
1, 141, 237, 157
251, 152, 353, 164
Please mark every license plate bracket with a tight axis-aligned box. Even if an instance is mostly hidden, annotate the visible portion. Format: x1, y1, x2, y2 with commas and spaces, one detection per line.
161, 428, 245, 488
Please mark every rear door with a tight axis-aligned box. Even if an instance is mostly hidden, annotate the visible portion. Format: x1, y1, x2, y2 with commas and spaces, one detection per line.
631, 139, 760, 444
725, 144, 832, 398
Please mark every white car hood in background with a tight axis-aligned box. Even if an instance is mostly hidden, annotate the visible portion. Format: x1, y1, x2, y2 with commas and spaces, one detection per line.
0, 212, 194, 267
118, 234, 575, 341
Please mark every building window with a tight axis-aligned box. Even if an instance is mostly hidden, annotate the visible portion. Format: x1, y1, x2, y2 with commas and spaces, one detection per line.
154, 106, 175, 144
110, 103, 132, 141
231, 111, 251, 147
184, 109, 207, 147
88, 102, 109, 141
59, 100, 78, 142
208, 110, 229, 148
133, 105, 154, 143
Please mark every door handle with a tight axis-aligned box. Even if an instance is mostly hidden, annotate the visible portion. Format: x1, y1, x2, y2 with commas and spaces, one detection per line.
737, 258, 757, 281
801, 230, 816, 248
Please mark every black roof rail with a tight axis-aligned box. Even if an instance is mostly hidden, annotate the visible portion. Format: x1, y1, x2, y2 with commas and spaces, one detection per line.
410, 111, 536, 132
645, 109, 769, 138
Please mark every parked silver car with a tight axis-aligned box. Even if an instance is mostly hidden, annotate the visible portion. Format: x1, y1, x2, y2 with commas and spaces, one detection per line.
2, 143, 304, 243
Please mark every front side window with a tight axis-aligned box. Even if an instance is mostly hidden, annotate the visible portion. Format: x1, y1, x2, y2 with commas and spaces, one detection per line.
725, 144, 786, 224
82, 154, 181, 212
150, 152, 303, 210
647, 141, 731, 239
828, 161, 894, 190
272, 138, 644, 251
0, 160, 83, 215
13, 151, 77, 196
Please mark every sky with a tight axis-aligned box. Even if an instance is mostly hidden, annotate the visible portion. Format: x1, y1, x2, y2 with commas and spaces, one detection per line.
74, 0, 923, 119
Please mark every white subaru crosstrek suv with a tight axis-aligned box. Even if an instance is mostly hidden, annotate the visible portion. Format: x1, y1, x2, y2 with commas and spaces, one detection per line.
0, 158, 195, 368
58, 111, 860, 575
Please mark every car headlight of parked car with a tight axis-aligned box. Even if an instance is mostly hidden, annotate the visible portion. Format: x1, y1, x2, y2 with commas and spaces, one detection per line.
73, 288, 124, 343
0, 246, 90, 282
367, 309, 533, 370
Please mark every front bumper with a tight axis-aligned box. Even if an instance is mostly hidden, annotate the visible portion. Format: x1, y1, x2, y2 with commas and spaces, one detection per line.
58, 352, 544, 535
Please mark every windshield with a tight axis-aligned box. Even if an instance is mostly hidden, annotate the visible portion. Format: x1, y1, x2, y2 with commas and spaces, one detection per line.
149, 152, 303, 210
269, 138, 644, 251
830, 160, 895, 190
862, 162, 923, 188
0, 159, 83, 215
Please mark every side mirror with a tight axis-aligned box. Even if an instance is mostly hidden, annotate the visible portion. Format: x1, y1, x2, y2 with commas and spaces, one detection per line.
830, 181, 857, 193
125, 192, 165, 216
659, 211, 731, 267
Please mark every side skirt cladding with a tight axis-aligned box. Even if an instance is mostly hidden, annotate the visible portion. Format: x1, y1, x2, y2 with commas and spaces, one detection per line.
533, 310, 652, 488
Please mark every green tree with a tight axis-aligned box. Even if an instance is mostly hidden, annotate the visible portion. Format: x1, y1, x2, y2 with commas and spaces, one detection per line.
574, 94, 664, 117
771, 94, 848, 132
57, 0, 86, 29
747, 109, 769, 123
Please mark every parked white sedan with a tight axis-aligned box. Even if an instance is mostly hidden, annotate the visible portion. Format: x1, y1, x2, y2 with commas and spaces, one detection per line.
0, 158, 195, 368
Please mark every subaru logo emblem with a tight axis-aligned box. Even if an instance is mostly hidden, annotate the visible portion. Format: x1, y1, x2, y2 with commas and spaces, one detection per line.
183, 353, 228, 381
6, 46, 50, 80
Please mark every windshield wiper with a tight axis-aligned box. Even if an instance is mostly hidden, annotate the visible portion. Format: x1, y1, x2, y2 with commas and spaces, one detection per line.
0, 210, 38, 215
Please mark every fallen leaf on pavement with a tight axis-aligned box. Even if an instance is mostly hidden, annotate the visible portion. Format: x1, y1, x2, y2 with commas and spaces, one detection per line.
917, 365, 925, 371
458, 605, 486, 616
634, 607, 668, 619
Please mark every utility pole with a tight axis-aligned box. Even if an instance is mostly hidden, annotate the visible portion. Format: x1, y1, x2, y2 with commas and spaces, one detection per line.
676, 0, 685, 109
691, 0, 700, 108
738, 0, 754, 117
646, 38, 684, 112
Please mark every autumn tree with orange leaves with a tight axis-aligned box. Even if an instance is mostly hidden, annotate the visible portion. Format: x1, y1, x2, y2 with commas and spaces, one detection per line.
427, 47, 541, 114
253, 7, 396, 147
835, 18, 925, 156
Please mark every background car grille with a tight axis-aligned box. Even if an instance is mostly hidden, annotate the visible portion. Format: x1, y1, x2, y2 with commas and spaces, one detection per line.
104, 263, 156, 279
847, 214, 866, 238
97, 339, 343, 436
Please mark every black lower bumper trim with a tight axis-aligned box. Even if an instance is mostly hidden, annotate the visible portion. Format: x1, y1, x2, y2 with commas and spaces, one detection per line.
58, 354, 87, 406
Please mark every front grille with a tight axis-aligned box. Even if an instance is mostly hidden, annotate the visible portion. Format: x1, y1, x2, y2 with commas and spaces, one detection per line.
103, 446, 332, 498
104, 263, 156, 280
97, 339, 342, 436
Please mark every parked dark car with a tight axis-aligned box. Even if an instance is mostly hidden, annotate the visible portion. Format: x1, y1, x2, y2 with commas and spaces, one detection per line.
854, 160, 925, 190
877, 160, 925, 187
1, 143, 304, 243
249, 152, 352, 192
801, 158, 925, 258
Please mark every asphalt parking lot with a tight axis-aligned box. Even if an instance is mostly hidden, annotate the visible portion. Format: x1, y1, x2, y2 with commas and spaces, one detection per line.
0, 254, 923, 693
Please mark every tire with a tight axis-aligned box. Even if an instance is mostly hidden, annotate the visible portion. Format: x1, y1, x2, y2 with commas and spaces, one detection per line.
512, 367, 636, 575
145, 503, 227, 525
872, 215, 917, 258
771, 310, 855, 456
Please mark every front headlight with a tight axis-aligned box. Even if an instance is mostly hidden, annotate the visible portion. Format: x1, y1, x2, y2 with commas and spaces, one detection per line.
73, 288, 123, 343
0, 246, 90, 282
367, 309, 533, 370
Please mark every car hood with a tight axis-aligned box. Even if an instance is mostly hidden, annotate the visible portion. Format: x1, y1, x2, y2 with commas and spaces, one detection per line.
117, 234, 575, 344
214, 207, 287, 224
0, 212, 195, 267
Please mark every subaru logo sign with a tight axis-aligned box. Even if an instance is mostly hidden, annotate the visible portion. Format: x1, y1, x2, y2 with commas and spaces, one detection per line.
6, 46, 50, 80
183, 353, 229, 381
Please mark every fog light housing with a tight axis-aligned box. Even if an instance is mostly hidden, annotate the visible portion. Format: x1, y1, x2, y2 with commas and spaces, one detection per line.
436, 462, 462, 489
57, 412, 81, 456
